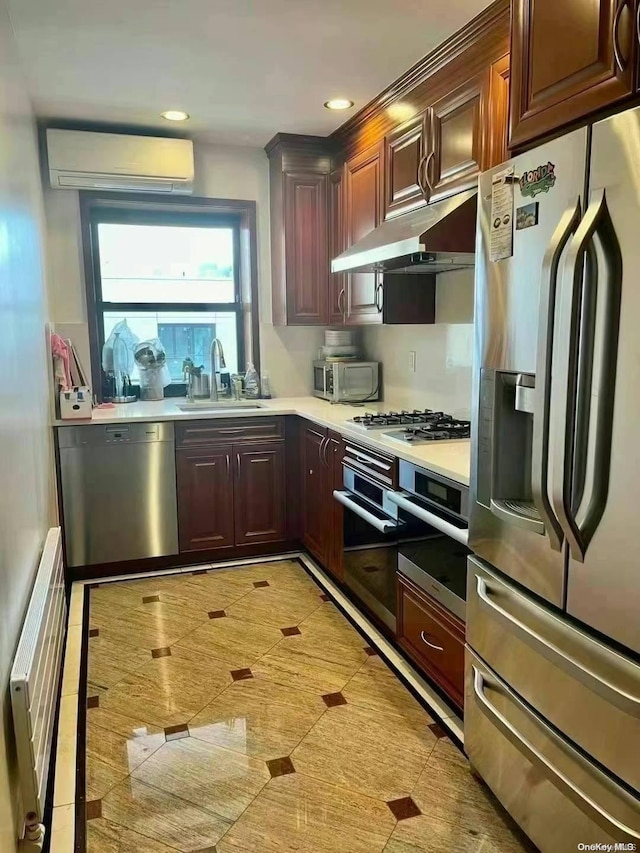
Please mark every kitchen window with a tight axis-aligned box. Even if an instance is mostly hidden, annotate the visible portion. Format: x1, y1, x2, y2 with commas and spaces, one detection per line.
80, 194, 259, 399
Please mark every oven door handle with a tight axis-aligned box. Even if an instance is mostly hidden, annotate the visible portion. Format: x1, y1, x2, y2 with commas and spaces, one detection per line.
333, 491, 399, 533
387, 491, 468, 546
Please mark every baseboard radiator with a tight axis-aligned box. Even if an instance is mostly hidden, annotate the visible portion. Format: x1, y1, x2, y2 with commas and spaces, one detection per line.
10, 527, 67, 845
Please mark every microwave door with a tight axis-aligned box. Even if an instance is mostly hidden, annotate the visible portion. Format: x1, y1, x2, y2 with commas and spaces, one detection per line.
341, 364, 376, 401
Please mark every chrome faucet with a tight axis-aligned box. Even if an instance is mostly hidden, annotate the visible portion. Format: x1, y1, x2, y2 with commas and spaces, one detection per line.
209, 338, 227, 401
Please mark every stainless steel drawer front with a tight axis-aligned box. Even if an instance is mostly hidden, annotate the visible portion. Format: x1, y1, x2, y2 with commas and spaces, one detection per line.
466, 555, 640, 793
465, 649, 640, 850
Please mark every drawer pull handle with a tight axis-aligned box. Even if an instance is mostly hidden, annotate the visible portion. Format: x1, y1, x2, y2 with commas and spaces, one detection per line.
216, 427, 257, 434
344, 446, 391, 470
474, 573, 640, 717
420, 631, 443, 651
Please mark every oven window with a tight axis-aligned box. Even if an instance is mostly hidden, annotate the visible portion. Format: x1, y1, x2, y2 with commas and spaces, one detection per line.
343, 509, 397, 629
399, 539, 469, 601
352, 473, 384, 507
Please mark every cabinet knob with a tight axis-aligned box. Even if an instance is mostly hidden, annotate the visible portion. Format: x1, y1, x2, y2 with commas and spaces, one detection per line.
309, 469, 313, 475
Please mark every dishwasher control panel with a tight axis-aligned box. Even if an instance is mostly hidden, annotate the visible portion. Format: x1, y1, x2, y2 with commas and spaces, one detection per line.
57, 422, 169, 447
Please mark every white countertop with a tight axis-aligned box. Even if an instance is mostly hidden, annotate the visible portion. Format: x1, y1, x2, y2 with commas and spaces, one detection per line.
54, 396, 471, 486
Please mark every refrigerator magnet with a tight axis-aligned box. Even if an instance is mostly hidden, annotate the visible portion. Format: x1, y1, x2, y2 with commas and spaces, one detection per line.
519, 162, 556, 198
516, 202, 539, 230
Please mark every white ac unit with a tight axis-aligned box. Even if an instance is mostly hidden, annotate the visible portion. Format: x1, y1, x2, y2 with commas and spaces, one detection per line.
46, 129, 194, 194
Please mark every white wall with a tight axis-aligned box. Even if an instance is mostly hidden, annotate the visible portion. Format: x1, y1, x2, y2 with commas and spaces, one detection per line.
0, 5, 55, 850
44, 140, 476, 410
362, 269, 474, 416
44, 142, 326, 398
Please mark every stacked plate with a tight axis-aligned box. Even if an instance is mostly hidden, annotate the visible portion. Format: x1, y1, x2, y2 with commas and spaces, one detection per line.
321, 329, 360, 361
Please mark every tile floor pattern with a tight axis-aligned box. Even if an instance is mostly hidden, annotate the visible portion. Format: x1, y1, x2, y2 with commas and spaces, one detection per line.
82, 559, 529, 853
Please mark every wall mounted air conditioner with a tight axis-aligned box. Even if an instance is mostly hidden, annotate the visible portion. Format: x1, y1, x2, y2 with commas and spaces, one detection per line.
46, 129, 194, 194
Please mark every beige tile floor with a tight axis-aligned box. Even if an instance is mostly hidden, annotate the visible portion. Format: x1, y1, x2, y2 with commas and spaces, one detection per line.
81, 558, 531, 853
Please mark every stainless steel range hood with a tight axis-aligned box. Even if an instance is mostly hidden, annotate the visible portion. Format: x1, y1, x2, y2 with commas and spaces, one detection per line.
332, 188, 477, 274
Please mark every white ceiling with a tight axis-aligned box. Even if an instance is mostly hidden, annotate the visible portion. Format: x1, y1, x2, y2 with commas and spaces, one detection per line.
8, 0, 491, 146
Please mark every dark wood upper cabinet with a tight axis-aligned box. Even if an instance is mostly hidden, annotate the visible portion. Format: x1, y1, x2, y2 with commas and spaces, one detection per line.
177, 446, 235, 553
283, 172, 328, 323
344, 142, 384, 326
487, 54, 510, 168
328, 167, 347, 325
510, 0, 636, 150
234, 442, 286, 546
266, 134, 332, 326
424, 72, 488, 204
384, 113, 428, 219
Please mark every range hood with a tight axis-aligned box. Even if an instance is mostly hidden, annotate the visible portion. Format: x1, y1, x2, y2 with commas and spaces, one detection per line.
332, 188, 477, 275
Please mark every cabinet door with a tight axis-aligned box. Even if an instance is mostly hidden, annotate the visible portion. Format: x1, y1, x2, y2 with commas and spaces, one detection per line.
177, 446, 235, 552
384, 113, 428, 219
344, 143, 383, 325
284, 172, 329, 324
328, 167, 346, 325
234, 442, 286, 546
425, 73, 488, 204
510, 0, 636, 149
301, 425, 329, 565
326, 434, 345, 581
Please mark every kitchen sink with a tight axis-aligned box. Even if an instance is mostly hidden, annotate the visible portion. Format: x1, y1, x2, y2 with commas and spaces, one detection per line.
176, 400, 264, 413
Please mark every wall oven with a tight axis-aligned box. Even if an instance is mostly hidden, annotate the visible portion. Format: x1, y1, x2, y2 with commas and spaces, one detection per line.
334, 448, 470, 632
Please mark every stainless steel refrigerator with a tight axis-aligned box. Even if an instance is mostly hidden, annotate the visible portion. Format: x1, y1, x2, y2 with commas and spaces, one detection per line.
466, 106, 640, 850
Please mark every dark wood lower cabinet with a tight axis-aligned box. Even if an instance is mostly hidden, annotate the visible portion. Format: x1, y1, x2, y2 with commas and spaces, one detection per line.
301, 424, 330, 566
177, 446, 235, 553
326, 434, 345, 581
234, 442, 286, 546
300, 423, 345, 577
177, 438, 286, 553
397, 573, 465, 710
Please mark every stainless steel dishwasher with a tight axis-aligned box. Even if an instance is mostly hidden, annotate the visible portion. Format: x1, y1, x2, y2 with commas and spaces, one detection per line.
58, 422, 179, 567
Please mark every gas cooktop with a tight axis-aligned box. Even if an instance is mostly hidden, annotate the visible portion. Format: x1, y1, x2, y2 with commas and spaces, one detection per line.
383, 417, 471, 443
346, 409, 458, 430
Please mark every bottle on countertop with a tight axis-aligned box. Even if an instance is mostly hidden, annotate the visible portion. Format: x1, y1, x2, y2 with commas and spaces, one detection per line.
260, 371, 271, 399
244, 362, 260, 398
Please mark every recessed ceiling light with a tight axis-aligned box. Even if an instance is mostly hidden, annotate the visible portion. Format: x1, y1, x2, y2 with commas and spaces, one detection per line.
161, 110, 190, 122
324, 98, 354, 111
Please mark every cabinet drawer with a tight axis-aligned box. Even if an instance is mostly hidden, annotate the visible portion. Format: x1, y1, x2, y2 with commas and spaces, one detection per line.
176, 417, 285, 447
397, 573, 465, 709
343, 440, 397, 487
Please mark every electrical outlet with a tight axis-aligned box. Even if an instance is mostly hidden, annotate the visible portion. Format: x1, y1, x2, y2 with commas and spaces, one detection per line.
409, 351, 416, 373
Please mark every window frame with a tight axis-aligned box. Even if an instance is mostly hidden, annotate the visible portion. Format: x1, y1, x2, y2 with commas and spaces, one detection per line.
79, 192, 260, 401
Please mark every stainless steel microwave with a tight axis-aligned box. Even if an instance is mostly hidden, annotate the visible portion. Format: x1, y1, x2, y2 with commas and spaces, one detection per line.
313, 360, 380, 403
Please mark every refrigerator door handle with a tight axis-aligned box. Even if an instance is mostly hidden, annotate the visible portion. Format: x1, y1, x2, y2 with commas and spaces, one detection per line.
551, 190, 622, 562
471, 664, 640, 841
531, 198, 582, 552
475, 573, 640, 717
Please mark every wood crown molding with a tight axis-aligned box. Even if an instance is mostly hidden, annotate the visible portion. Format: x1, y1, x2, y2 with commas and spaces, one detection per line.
329, 0, 510, 149
264, 132, 335, 157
